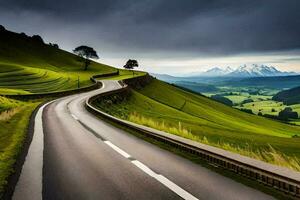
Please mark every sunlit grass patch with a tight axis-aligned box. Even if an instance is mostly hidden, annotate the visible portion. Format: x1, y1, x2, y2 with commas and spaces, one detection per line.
129, 112, 192, 136
0, 107, 22, 121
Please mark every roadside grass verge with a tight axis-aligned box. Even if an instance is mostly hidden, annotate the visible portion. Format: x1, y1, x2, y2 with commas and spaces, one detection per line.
0, 97, 41, 196
0, 96, 24, 113
129, 112, 300, 171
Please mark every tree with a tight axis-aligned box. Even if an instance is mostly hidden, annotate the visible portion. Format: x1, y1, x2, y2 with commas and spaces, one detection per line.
49, 43, 59, 49
278, 107, 298, 120
73, 45, 99, 71
32, 35, 44, 44
20, 32, 28, 38
123, 59, 138, 75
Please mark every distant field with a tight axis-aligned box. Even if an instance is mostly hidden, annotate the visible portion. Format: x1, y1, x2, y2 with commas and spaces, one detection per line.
203, 92, 273, 105
240, 100, 300, 116
236, 100, 300, 124
239, 100, 284, 115
95, 79, 300, 170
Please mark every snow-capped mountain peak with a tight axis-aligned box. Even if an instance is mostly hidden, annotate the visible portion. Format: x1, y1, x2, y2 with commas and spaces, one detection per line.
200, 66, 234, 76
199, 64, 297, 77
224, 66, 234, 73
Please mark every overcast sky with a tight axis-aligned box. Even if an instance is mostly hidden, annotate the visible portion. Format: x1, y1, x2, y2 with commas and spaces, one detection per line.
1, 0, 300, 75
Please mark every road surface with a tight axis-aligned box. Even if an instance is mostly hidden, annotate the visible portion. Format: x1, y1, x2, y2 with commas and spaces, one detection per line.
13, 80, 275, 200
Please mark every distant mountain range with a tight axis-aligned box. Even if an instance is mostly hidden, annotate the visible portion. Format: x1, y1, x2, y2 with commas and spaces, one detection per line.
198, 64, 297, 77
200, 66, 234, 76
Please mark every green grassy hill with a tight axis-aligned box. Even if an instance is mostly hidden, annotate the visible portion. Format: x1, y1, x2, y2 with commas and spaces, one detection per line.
0, 27, 117, 94
95, 79, 300, 170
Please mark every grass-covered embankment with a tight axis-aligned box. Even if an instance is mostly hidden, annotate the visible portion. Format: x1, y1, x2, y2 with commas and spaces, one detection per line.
94, 79, 300, 171
0, 97, 41, 195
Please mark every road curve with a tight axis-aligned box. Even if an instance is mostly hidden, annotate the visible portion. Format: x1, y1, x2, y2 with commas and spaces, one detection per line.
13, 80, 275, 200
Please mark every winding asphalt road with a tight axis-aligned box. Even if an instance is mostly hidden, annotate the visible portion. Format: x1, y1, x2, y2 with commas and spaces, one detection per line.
12, 80, 275, 200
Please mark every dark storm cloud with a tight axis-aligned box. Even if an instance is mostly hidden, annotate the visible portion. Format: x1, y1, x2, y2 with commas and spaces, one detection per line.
1, 0, 300, 56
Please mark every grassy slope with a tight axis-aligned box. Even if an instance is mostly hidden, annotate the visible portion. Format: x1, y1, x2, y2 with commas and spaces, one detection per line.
0, 29, 117, 94
0, 97, 40, 194
96, 79, 300, 160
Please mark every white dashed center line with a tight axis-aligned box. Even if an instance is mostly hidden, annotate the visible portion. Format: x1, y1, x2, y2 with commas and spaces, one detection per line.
103, 140, 199, 200
104, 141, 131, 159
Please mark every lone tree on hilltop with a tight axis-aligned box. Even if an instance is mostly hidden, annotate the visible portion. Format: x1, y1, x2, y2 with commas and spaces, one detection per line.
73, 45, 99, 71
123, 59, 138, 75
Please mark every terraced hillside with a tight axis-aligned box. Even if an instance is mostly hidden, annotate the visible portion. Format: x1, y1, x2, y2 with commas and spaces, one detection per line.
95, 79, 300, 170
0, 64, 79, 94
0, 27, 117, 94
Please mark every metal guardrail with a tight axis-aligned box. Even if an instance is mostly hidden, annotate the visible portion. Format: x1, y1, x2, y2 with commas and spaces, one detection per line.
86, 80, 300, 199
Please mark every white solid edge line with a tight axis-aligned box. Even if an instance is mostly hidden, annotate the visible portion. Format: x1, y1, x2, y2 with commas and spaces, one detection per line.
131, 160, 198, 200
13, 101, 53, 200
71, 113, 79, 120
104, 141, 131, 158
